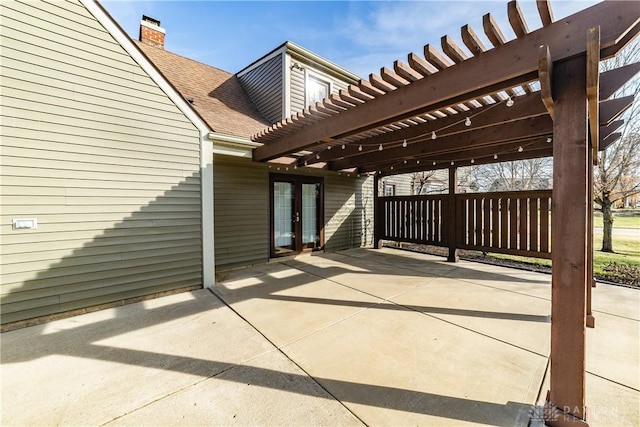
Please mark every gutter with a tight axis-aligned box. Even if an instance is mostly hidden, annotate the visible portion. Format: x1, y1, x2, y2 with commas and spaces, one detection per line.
208, 132, 260, 158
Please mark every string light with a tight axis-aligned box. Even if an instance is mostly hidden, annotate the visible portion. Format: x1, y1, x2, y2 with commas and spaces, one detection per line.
506, 97, 514, 107
294, 165, 297, 169
470, 159, 475, 164
359, 145, 363, 151
390, 166, 394, 170
451, 161, 455, 166
316, 153, 320, 159
404, 160, 407, 164
465, 117, 471, 126
493, 154, 498, 160
402, 139, 407, 148
431, 131, 437, 140
432, 161, 436, 166
304, 160, 308, 166
342, 144, 346, 149
327, 145, 332, 150
416, 160, 420, 164
378, 144, 383, 151
546, 137, 552, 143
517, 146, 523, 152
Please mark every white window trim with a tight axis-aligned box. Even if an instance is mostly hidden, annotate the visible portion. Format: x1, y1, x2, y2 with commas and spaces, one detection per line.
304, 69, 333, 107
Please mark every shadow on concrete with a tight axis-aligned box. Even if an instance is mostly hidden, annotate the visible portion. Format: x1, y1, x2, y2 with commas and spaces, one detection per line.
0, 290, 533, 426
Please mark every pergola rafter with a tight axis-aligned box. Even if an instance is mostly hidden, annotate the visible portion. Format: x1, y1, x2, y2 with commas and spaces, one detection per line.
252, 0, 638, 173
251, 1, 640, 425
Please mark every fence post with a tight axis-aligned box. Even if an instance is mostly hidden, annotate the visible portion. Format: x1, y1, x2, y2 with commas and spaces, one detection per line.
447, 167, 459, 262
373, 174, 380, 249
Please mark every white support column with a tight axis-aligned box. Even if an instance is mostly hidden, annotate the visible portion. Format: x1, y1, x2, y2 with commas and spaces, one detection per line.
201, 133, 215, 288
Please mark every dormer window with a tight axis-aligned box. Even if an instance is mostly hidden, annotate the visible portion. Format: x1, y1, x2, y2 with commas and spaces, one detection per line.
306, 74, 331, 107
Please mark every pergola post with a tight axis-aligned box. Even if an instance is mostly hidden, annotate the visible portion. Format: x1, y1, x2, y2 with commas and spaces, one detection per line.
546, 55, 589, 426
447, 167, 459, 262
586, 144, 595, 329
373, 174, 380, 249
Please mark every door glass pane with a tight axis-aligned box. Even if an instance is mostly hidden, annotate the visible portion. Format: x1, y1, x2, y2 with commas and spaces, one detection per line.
302, 183, 320, 245
274, 182, 295, 250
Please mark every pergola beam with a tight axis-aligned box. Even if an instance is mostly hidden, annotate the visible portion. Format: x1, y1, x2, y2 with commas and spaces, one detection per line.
587, 26, 600, 165
361, 138, 551, 174
332, 116, 552, 171
253, 0, 638, 162
600, 95, 634, 125
538, 45, 554, 120
312, 92, 548, 164
599, 62, 640, 100
376, 144, 552, 176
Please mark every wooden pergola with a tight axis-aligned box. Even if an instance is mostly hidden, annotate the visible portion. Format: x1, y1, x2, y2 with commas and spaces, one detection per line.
252, 1, 639, 425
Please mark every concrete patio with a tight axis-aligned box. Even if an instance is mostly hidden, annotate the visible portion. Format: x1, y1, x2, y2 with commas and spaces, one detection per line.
1, 248, 638, 426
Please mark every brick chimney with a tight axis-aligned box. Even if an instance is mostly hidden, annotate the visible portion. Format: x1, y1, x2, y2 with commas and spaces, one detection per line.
139, 15, 165, 48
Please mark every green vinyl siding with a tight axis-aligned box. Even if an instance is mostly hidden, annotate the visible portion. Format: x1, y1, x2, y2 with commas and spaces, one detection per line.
0, 0, 202, 324
212, 155, 374, 269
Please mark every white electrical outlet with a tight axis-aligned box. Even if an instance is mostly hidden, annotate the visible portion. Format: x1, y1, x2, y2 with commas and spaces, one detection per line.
12, 218, 37, 230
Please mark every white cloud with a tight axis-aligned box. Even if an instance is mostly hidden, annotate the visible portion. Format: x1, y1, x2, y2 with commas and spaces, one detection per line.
333, 0, 601, 78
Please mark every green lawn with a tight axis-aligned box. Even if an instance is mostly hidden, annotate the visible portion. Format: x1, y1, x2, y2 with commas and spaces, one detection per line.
593, 211, 640, 229
489, 228, 640, 278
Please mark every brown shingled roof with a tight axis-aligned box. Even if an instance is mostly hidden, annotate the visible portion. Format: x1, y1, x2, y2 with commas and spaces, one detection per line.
135, 41, 270, 138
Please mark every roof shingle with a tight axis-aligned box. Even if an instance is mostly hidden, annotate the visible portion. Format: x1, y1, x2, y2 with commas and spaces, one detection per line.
136, 41, 270, 138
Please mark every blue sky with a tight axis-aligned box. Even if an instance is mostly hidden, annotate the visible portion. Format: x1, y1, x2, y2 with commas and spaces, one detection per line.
102, 0, 599, 77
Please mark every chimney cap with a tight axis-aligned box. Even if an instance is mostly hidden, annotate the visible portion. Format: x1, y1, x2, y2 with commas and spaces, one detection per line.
142, 15, 161, 26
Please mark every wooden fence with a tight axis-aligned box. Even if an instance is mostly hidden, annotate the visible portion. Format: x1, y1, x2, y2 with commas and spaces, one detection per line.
376, 190, 552, 259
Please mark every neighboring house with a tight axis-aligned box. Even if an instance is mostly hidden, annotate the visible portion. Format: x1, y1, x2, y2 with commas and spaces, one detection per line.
0, 0, 374, 326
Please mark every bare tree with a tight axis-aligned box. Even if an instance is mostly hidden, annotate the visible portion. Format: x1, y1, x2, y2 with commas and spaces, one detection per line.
410, 171, 437, 194
595, 39, 640, 252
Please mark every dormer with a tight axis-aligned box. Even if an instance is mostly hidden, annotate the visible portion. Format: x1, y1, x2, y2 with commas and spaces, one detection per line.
236, 41, 360, 124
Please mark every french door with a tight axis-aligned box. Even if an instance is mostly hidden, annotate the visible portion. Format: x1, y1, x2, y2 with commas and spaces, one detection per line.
270, 174, 323, 257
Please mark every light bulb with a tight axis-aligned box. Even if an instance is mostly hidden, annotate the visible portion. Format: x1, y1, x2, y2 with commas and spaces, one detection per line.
316, 154, 320, 159
416, 160, 420, 164
432, 161, 436, 166
378, 144, 383, 151
506, 97, 514, 107
358, 145, 363, 151
431, 131, 437, 140
470, 159, 475, 164
294, 165, 297, 169
546, 137, 552, 143
327, 145, 332, 150
342, 144, 346, 149
517, 146, 523, 152
403, 160, 407, 164
390, 166, 394, 170
402, 139, 407, 148
465, 117, 471, 126
493, 154, 498, 160
304, 160, 308, 166
451, 161, 455, 166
